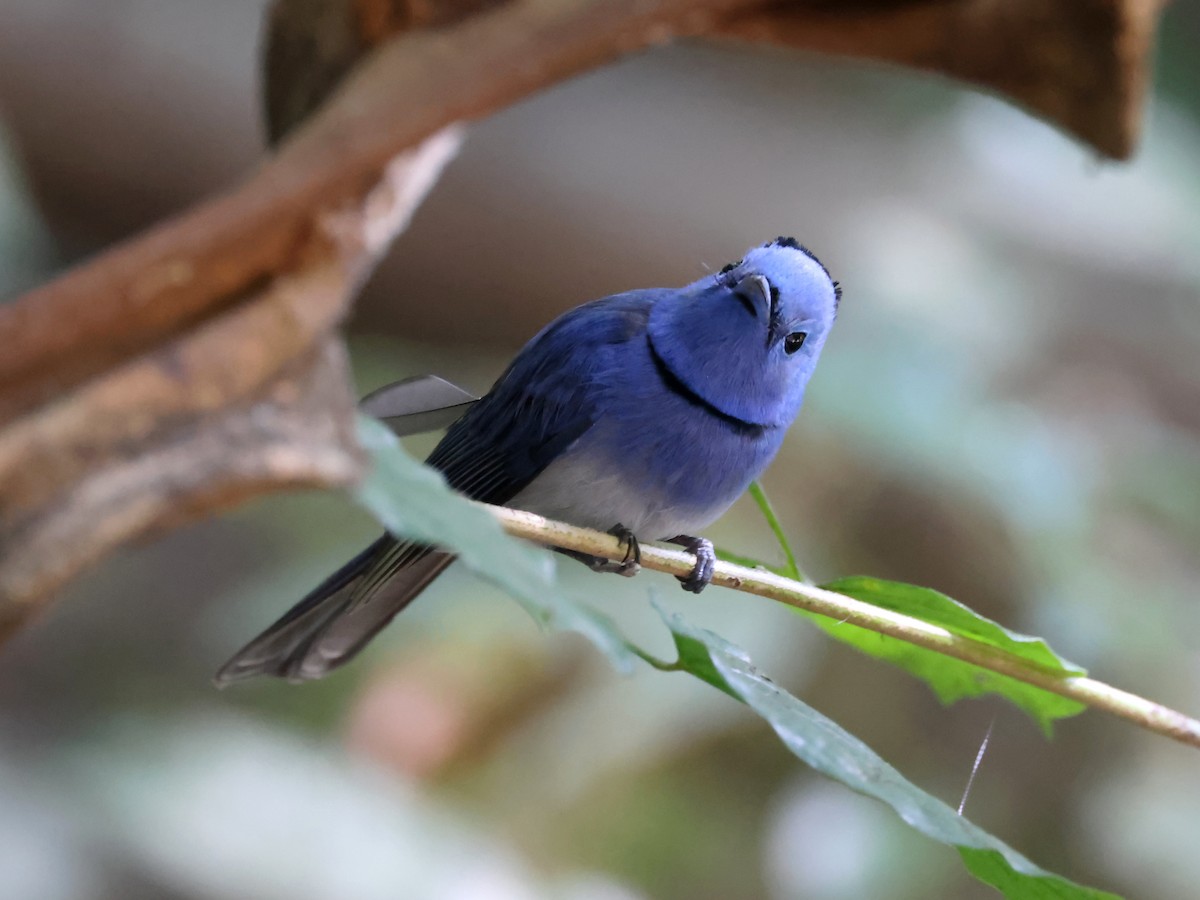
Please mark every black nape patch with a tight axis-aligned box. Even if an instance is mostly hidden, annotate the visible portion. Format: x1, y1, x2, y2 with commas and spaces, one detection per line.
768, 236, 840, 306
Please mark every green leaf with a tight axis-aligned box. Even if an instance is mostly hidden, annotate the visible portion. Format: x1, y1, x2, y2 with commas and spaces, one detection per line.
655, 606, 1118, 900
353, 415, 634, 672
744, 481, 1086, 733
353, 416, 1116, 898
815, 576, 1086, 734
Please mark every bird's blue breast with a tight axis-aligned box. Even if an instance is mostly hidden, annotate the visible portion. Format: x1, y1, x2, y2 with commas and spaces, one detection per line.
441, 287, 796, 538
504, 290, 786, 536
597, 335, 783, 512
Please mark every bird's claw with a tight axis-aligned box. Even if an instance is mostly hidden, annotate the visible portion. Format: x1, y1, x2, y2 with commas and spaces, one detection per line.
669, 534, 715, 593
606, 524, 642, 577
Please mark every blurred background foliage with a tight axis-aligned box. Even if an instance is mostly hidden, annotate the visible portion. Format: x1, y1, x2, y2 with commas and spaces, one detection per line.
2, 1, 1199, 898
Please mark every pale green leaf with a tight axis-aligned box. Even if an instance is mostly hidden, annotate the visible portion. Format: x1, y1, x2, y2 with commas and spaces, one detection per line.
655, 606, 1117, 900
742, 483, 1086, 732
353, 415, 633, 671
818, 576, 1086, 733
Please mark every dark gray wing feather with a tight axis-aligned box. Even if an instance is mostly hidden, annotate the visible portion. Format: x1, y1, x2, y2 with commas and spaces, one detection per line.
359, 375, 479, 437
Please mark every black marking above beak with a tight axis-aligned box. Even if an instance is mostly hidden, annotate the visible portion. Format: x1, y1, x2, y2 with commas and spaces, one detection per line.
734, 274, 772, 321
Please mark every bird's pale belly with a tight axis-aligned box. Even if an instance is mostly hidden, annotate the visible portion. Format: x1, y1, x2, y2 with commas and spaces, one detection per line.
509, 452, 730, 539
509, 435, 762, 540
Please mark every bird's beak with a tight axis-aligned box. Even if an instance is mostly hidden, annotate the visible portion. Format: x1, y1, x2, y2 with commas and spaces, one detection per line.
734, 274, 772, 321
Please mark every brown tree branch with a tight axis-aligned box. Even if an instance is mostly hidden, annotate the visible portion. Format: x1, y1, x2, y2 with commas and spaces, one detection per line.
0, 126, 463, 620
718, 0, 1168, 160
264, 0, 1165, 161
0, 0, 1168, 631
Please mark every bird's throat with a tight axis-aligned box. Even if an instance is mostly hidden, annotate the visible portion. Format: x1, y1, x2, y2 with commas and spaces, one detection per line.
646, 335, 767, 435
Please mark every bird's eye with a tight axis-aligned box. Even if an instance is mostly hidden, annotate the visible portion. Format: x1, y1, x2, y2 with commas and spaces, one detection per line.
784, 332, 808, 354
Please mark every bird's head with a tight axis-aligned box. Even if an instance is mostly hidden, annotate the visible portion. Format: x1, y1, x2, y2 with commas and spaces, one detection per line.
647, 237, 841, 427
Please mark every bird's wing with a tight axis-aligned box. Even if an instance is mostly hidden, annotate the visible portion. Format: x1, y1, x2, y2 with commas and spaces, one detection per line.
215, 293, 652, 684
346, 292, 657, 610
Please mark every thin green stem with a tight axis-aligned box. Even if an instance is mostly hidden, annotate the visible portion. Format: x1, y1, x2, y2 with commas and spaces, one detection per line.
628, 645, 685, 672
483, 502, 1200, 752
749, 480, 809, 583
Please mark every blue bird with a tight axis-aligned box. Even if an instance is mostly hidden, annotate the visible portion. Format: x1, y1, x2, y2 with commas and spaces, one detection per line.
216, 238, 841, 684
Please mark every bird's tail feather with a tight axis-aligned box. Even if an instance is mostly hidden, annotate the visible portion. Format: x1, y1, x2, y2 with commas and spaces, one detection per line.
214, 536, 454, 686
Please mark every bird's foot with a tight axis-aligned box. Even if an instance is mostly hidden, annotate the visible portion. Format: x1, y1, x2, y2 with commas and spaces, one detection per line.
557, 524, 641, 578
606, 524, 642, 577
668, 534, 715, 593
